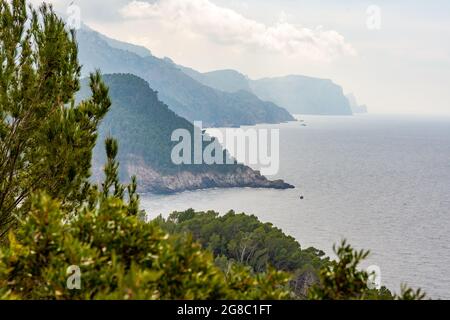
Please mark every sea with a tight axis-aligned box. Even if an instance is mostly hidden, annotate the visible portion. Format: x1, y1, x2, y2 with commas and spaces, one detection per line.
141, 114, 450, 299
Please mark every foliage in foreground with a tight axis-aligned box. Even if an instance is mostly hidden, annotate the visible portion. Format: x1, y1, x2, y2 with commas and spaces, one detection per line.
0, 0, 111, 238
0, 140, 291, 300
0, 194, 290, 300
157, 211, 426, 300
308, 240, 426, 300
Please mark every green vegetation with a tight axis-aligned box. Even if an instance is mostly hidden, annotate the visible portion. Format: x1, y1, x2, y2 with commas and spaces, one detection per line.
76, 73, 293, 194
156, 211, 426, 300
155, 209, 329, 298
0, 0, 110, 237
77, 73, 240, 176
156, 210, 328, 297
0, 0, 425, 301
0, 139, 291, 300
308, 240, 425, 300
157, 210, 327, 273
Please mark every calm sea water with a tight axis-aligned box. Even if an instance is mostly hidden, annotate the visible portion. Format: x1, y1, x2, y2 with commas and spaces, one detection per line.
141, 114, 450, 299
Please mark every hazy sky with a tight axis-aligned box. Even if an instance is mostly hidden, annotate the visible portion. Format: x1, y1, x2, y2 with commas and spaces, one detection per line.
33, 0, 450, 115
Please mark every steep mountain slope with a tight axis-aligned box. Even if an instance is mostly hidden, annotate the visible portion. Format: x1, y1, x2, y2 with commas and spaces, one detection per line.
77, 74, 294, 194
76, 28, 294, 127
179, 68, 353, 115
97, 32, 152, 58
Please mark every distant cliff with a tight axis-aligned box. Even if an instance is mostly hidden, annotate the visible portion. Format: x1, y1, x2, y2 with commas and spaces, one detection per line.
251, 76, 353, 115
76, 27, 294, 128
179, 67, 354, 116
77, 74, 294, 194
346, 93, 368, 113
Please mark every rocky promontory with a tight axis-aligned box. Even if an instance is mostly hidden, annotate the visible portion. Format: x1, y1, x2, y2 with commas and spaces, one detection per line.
125, 156, 294, 194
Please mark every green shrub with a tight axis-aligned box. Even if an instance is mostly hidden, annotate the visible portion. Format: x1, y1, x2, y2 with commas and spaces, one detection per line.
0, 191, 293, 300
308, 240, 425, 300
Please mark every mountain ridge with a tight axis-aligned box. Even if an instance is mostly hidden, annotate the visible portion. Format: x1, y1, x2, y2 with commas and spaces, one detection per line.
76, 27, 295, 128
178, 67, 354, 116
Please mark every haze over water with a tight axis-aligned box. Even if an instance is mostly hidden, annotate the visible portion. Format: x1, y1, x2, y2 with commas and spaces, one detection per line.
141, 114, 450, 299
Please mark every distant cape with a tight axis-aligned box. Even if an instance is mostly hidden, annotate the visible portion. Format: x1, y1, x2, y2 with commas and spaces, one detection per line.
179, 66, 354, 116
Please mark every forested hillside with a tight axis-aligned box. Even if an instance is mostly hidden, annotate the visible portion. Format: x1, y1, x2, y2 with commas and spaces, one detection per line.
77, 74, 294, 194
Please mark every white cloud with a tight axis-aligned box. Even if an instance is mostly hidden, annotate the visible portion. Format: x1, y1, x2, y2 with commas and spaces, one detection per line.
120, 0, 356, 62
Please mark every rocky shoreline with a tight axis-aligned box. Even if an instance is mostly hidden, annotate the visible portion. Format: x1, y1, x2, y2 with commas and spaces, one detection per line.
126, 158, 295, 194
